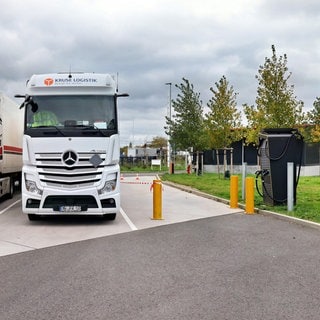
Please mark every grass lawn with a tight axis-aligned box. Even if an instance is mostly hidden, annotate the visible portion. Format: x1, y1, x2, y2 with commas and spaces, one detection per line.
161, 173, 320, 223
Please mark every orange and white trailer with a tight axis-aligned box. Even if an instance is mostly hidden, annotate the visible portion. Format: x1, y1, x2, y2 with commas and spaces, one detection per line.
0, 93, 23, 198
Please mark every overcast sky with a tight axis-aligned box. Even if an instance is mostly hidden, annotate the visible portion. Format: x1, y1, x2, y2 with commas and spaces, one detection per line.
1, 0, 320, 146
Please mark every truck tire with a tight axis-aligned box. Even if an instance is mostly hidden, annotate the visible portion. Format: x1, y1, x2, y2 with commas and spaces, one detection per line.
8, 177, 14, 199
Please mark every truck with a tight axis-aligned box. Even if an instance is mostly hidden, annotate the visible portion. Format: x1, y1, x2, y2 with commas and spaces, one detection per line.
16, 73, 127, 221
0, 93, 23, 199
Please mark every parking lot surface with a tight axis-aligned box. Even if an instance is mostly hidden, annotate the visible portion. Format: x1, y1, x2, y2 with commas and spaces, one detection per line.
0, 175, 241, 256
1, 208, 320, 319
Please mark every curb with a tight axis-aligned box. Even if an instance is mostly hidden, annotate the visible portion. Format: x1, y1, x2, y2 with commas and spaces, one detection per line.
162, 180, 320, 230
162, 181, 230, 205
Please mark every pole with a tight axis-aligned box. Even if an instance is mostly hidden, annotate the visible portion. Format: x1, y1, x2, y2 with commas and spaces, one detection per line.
245, 177, 255, 214
242, 162, 247, 200
223, 148, 227, 176
152, 180, 163, 220
230, 148, 233, 175
165, 82, 172, 172
230, 175, 238, 208
287, 162, 294, 212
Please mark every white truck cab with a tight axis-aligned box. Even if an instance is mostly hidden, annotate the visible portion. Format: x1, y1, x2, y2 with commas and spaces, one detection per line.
18, 73, 127, 221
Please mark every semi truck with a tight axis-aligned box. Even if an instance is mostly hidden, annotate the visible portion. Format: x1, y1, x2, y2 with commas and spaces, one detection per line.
16, 73, 127, 221
0, 93, 23, 198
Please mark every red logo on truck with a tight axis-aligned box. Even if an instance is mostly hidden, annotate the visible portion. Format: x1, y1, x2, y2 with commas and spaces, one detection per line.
44, 78, 54, 86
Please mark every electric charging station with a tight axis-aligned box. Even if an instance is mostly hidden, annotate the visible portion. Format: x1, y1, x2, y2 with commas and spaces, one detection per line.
256, 128, 304, 206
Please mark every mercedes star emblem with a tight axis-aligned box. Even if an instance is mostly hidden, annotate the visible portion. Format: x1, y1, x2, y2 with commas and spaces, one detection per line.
62, 150, 78, 166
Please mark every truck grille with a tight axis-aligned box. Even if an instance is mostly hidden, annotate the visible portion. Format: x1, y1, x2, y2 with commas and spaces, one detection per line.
35, 152, 106, 188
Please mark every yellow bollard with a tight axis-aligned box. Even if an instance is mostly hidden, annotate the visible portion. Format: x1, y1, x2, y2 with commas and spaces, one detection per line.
152, 180, 163, 220
245, 177, 255, 214
230, 175, 238, 208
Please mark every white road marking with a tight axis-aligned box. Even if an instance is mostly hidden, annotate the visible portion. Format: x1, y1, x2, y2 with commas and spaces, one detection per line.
120, 207, 138, 231
0, 199, 21, 215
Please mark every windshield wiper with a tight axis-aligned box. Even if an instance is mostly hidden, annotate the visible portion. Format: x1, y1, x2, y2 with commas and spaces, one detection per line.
33, 125, 66, 136
80, 125, 107, 137
61, 124, 109, 136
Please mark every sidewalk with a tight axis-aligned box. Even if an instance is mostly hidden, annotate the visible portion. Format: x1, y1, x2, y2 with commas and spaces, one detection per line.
162, 179, 320, 231
120, 175, 243, 230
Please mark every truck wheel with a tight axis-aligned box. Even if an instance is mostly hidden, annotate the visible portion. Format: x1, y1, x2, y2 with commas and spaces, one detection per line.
28, 214, 40, 221
8, 177, 14, 199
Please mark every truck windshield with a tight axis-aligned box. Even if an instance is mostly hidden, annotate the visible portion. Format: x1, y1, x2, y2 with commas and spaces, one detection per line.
25, 95, 117, 137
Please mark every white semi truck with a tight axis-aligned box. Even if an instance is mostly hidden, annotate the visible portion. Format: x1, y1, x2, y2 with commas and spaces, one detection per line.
0, 93, 23, 198
17, 73, 127, 221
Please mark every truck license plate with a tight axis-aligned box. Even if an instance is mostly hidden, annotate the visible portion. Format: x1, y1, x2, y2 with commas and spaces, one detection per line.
59, 206, 82, 212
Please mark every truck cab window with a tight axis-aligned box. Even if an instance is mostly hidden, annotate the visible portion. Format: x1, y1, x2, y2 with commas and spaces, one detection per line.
25, 95, 117, 136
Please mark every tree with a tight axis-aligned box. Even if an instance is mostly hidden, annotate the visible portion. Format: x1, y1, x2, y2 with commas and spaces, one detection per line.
149, 136, 167, 149
244, 45, 305, 144
120, 145, 128, 156
205, 75, 242, 149
307, 97, 320, 142
165, 78, 207, 152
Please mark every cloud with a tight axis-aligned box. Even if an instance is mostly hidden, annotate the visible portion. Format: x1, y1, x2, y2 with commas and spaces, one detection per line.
1, 0, 320, 146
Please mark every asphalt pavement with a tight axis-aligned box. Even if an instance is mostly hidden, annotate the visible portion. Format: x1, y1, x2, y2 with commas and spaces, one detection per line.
1, 176, 320, 319
0, 175, 241, 256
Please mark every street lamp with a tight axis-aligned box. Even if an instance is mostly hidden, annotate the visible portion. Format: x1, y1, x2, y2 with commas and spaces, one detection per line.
165, 82, 172, 172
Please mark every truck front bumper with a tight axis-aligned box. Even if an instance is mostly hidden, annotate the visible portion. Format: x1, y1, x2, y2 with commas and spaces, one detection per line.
22, 186, 120, 216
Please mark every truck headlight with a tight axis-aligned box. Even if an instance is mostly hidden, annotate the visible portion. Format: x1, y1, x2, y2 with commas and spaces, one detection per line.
99, 179, 117, 195
25, 180, 42, 195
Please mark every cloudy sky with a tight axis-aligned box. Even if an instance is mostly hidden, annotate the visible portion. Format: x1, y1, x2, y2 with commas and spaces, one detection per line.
1, 0, 320, 146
